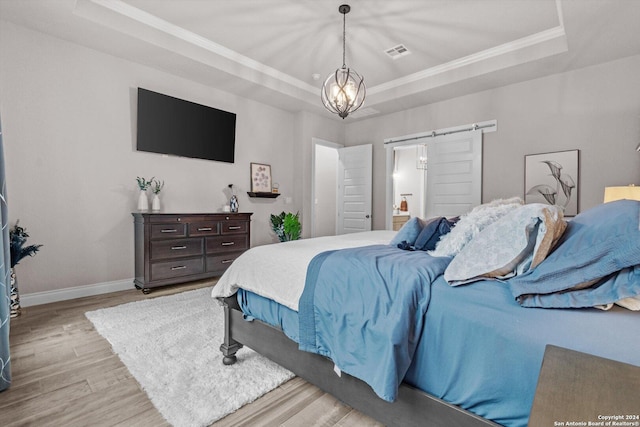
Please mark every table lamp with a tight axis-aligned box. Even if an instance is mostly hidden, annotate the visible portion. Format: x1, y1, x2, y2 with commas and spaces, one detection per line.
603, 184, 640, 203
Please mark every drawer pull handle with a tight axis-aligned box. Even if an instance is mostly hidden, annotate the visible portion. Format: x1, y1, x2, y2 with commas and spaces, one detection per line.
197, 227, 213, 231
171, 246, 187, 250
228, 226, 242, 230
161, 229, 178, 233
221, 259, 234, 264
221, 242, 235, 246
171, 265, 187, 270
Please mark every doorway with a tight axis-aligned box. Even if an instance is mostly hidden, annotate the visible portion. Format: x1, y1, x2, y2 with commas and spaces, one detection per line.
311, 139, 373, 237
311, 138, 341, 238
392, 145, 427, 229
384, 120, 496, 229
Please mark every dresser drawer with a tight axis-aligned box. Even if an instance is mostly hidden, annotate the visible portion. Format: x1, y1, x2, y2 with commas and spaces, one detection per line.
206, 252, 242, 272
150, 257, 204, 281
221, 220, 248, 234
149, 215, 192, 224
150, 224, 187, 239
188, 221, 220, 237
206, 235, 249, 254
151, 238, 203, 260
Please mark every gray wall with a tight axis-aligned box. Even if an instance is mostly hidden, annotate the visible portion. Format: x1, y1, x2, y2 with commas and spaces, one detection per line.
0, 21, 330, 294
345, 54, 640, 230
3, 18, 640, 297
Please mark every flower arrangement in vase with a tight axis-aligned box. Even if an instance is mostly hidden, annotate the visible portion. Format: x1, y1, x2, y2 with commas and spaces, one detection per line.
136, 176, 153, 211
151, 179, 164, 211
228, 184, 238, 213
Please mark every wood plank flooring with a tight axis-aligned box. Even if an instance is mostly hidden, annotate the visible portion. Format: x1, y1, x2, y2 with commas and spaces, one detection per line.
0, 280, 383, 426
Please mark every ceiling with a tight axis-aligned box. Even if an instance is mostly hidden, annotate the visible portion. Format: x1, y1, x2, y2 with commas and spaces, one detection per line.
2, 0, 640, 121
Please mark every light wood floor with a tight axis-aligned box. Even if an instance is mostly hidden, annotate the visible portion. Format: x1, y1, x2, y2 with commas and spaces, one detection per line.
1, 280, 382, 427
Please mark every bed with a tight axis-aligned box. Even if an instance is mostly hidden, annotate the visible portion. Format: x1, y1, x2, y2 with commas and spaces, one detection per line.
211, 199, 640, 426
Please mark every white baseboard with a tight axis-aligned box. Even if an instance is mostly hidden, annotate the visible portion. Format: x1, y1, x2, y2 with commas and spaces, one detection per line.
20, 278, 134, 307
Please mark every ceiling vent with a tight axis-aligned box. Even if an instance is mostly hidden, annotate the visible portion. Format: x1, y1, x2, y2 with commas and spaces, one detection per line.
384, 44, 411, 59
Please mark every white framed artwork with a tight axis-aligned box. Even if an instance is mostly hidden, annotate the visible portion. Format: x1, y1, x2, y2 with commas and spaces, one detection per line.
525, 149, 579, 216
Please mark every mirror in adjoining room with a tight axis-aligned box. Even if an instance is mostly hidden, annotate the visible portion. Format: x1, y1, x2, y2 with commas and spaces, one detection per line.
392, 144, 427, 230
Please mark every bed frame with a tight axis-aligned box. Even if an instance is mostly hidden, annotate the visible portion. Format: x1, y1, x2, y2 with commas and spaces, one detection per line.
219, 295, 498, 427
219, 295, 640, 426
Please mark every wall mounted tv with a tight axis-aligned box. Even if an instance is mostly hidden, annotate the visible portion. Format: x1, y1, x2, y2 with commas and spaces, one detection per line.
136, 87, 236, 163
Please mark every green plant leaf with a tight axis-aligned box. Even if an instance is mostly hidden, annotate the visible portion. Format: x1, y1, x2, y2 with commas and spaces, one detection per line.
270, 211, 300, 241
9, 221, 42, 268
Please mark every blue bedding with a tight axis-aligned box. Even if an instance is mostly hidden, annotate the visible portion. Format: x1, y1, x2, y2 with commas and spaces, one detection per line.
298, 244, 451, 402
238, 279, 640, 427
507, 200, 640, 308
231, 201, 640, 426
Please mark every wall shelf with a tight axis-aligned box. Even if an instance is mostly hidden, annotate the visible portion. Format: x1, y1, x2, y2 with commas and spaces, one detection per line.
247, 192, 280, 199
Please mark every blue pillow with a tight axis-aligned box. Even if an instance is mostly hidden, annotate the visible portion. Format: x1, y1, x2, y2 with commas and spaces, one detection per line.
508, 200, 640, 299
413, 217, 452, 251
517, 265, 640, 309
389, 217, 424, 247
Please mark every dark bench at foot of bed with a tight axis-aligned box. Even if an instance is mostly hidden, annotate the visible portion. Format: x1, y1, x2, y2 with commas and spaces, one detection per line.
219, 295, 498, 427
529, 345, 640, 426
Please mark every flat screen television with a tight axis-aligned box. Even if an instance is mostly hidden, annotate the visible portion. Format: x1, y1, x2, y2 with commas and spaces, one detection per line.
136, 88, 236, 163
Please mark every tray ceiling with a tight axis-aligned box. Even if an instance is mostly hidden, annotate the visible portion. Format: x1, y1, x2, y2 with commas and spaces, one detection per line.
2, 0, 640, 120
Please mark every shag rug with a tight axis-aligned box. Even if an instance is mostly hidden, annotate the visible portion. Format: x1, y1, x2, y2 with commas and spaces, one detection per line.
85, 287, 294, 427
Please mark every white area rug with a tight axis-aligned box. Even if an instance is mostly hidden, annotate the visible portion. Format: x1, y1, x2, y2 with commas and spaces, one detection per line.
85, 287, 294, 427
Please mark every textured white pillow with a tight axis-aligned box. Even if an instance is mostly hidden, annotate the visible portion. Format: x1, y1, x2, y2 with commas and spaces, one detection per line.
429, 198, 524, 257
443, 204, 566, 285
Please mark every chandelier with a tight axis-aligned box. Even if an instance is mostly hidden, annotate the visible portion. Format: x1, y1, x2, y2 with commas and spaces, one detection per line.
321, 4, 366, 119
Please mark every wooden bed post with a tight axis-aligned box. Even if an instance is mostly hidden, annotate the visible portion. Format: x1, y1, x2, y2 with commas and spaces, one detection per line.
219, 297, 243, 365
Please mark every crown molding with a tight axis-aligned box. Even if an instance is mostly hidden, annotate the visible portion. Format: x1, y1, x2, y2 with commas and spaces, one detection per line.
74, 0, 568, 112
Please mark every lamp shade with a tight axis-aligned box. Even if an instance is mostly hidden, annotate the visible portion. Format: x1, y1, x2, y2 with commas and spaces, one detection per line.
603, 185, 640, 203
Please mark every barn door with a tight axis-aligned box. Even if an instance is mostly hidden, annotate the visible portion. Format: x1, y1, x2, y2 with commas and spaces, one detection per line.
426, 130, 482, 217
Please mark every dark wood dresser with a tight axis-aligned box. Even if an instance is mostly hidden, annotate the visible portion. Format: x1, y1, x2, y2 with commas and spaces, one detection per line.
132, 212, 252, 293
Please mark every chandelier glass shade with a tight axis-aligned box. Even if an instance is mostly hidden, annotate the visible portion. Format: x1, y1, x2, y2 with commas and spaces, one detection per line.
321, 4, 366, 119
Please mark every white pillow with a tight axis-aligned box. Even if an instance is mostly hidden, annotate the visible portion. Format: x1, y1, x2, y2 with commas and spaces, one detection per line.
443, 204, 566, 285
428, 198, 524, 257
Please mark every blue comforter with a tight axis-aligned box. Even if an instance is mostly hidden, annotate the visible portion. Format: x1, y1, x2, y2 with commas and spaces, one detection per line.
298, 244, 451, 402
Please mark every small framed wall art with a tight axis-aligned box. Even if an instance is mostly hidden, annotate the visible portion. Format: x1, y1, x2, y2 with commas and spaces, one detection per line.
250, 162, 272, 193
524, 149, 579, 216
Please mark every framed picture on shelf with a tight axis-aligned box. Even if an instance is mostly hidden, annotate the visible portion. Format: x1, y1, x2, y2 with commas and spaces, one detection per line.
250, 162, 272, 193
524, 149, 579, 216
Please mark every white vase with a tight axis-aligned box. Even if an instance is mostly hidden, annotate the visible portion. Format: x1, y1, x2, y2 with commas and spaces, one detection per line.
137, 190, 149, 211
152, 194, 161, 211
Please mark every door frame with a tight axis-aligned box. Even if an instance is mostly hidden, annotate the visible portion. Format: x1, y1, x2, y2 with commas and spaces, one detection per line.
384, 120, 497, 229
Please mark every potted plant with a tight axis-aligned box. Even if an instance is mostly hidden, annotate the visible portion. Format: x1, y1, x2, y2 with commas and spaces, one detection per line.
269, 211, 301, 242
9, 221, 42, 317
151, 178, 164, 211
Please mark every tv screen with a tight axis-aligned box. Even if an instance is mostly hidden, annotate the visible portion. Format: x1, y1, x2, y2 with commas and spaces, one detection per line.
136, 88, 236, 163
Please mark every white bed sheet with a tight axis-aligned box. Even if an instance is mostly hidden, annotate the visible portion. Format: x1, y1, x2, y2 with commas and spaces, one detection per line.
210, 230, 395, 311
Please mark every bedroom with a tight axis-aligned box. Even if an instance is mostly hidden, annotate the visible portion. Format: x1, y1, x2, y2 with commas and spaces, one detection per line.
1, 0, 639, 426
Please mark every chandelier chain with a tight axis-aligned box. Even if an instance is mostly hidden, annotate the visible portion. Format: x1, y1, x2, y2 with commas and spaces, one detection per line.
342, 10, 346, 68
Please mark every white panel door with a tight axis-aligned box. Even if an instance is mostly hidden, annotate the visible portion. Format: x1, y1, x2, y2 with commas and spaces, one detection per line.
337, 144, 372, 234
426, 130, 482, 217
